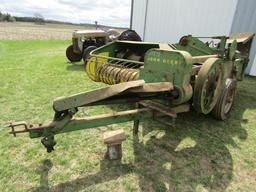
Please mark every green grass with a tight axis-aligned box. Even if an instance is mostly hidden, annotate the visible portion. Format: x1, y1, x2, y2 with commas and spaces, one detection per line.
0, 40, 256, 192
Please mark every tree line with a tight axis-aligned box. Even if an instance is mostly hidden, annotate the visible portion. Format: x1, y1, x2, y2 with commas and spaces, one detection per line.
0, 12, 45, 24
0, 12, 16, 22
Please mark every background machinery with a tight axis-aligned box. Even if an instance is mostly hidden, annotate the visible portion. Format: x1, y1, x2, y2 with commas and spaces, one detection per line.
7, 32, 254, 153
66, 29, 141, 63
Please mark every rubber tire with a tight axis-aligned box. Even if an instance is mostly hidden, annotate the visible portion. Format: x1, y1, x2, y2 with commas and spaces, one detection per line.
118, 30, 142, 41
212, 78, 236, 120
66, 45, 82, 62
82, 46, 97, 64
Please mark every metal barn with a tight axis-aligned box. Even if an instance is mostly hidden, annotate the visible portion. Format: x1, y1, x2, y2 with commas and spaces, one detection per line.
130, 0, 256, 76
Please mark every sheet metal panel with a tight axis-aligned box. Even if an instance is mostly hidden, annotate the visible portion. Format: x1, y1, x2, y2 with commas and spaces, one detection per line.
250, 57, 256, 76
230, 0, 256, 75
142, 0, 238, 42
131, 0, 255, 76
131, 0, 147, 40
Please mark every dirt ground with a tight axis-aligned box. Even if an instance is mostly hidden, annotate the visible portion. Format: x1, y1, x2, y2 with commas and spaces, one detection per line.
0, 22, 122, 40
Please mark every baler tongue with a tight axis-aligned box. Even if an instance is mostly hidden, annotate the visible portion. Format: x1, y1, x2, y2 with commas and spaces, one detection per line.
53, 80, 173, 112
7, 121, 54, 137
6, 80, 175, 152
53, 80, 144, 112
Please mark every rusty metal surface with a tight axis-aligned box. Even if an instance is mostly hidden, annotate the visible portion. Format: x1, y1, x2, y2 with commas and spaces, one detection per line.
139, 101, 177, 118
8, 122, 55, 136
128, 82, 173, 93
227, 32, 255, 44
193, 58, 224, 114
191, 54, 219, 64
53, 80, 145, 112
53, 81, 174, 112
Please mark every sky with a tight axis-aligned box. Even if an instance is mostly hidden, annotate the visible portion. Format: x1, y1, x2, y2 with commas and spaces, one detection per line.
0, 0, 132, 27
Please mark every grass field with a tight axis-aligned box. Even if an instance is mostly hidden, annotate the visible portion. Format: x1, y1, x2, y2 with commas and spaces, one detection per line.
0, 40, 256, 192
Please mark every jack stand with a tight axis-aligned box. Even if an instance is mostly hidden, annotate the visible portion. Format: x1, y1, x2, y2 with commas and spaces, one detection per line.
103, 129, 127, 160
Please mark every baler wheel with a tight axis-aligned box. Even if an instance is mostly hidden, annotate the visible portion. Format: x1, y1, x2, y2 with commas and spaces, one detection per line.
66, 45, 82, 62
212, 78, 236, 120
193, 58, 224, 114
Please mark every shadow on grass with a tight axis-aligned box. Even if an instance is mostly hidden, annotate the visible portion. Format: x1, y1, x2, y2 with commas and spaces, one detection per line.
34, 159, 53, 192
66, 62, 84, 72
134, 112, 244, 192
32, 159, 135, 192
31, 79, 256, 192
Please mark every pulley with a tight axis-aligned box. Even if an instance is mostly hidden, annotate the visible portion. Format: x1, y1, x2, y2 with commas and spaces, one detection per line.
193, 58, 224, 114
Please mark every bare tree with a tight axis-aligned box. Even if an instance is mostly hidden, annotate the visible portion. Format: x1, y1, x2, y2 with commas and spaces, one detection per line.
34, 13, 45, 25
0, 12, 16, 22
0, 11, 3, 21
95, 21, 98, 29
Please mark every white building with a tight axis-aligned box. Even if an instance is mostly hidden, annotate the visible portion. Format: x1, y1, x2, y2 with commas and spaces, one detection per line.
130, 0, 256, 76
